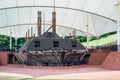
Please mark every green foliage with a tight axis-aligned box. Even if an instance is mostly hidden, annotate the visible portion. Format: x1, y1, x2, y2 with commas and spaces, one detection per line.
76, 36, 87, 42
82, 33, 117, 47
100, 31, 117, 38
65, 35, 96, 42
0, 35, 25, 51
64, 36, 72, 39
109, 31, 117, 35
0, 31, 117, 50
90, 36, 96, 41
0, 35, 10, 50
19, 78, 36, 80
65, 36, 87, 42
17, 38, 25, 46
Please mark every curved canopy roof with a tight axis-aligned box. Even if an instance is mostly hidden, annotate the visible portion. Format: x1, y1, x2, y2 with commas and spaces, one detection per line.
0, 0, 119, 38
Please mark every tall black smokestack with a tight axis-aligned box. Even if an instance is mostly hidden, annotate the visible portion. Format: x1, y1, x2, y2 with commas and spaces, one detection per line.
31, 27, 33, 38
52, 0, 56, 36
38, 11, 42, 37
52, 12, 56, 36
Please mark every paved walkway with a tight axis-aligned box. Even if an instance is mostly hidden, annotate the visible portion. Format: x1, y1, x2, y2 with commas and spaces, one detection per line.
0, 65, 120, 80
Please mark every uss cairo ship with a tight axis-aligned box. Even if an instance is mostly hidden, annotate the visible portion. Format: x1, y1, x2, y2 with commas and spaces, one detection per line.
14, 10, 88, 66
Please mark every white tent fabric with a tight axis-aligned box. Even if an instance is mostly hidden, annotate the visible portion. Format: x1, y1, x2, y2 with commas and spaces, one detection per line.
0, 0, 119, 38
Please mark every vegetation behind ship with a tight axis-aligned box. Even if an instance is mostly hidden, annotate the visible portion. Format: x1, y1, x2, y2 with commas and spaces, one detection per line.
0, 31, 117, 51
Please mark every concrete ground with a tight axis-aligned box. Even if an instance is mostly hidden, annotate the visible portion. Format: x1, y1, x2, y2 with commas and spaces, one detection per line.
0, 65, 120, 80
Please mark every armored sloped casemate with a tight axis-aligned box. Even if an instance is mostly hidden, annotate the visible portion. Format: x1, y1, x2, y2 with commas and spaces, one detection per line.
14, 10, 88, 66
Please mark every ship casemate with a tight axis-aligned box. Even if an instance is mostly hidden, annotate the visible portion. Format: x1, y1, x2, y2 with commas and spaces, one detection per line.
28, 38, 85, 51
25, 32, 86, 51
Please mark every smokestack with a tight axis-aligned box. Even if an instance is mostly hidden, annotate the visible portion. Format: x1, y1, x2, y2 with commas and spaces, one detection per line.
33, 33, 35, 38
31, 27, 33, 38
73, 29, 76, 39
52, 12, 56, 36
25, 32, 27, 41
52, 0, 56, 36
69, 33, 71, 37
28, 29, 30, 40
38, 11, 42, 37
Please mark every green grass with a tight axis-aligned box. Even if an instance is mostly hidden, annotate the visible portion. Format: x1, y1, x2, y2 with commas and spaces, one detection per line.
0, 77, 36, 80
0, 77, 62, 80
81, 34, 117, 48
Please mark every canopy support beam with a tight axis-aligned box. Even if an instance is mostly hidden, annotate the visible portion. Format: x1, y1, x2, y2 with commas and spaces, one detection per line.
10, 28, 12, 50
0, 6, 116, 23
116, 0, 120, 52
86, 13, 90, 48
117, 19, 120, 52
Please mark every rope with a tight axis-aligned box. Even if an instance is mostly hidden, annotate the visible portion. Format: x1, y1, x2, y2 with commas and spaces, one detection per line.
71, 12, 78, 28
100, 9, 117, 35
16, 0, 21, 37
16, 0, 20, 24
29, 8, 32, 24
61, 0, 71, 25
90, 14, 98, 37
81, 0, 88, 10
71, 0, 82, 29
88, 0, 104, 36
50, 0, 53, 5
29, 0, 36, 37
88, 0, 104, 35
61, 0, 71, 37
30, 0, 36, 24
96, 0, 104, 13
5, 9, 9, 35
13, 0, 17, 38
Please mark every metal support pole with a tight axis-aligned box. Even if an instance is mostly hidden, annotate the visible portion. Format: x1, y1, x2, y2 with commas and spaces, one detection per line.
15, 38, 17, 46
43, 13, 45, 33
117, 18, 120, 52
28, 29, 30, 40
96, 36, 99, 47
86, 13, 89, 48
10, 27, 12, 50
116, 0, 120, 52
31, 27, 33, 38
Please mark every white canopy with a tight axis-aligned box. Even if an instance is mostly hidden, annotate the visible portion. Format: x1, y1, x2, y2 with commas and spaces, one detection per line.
0, 0, 119, 38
